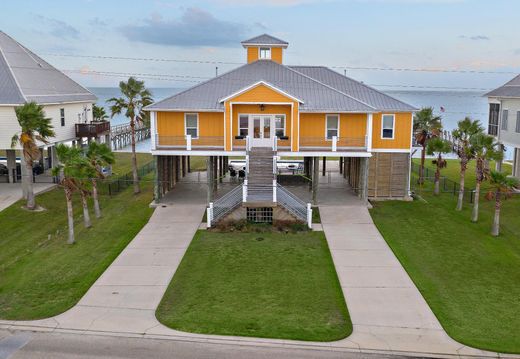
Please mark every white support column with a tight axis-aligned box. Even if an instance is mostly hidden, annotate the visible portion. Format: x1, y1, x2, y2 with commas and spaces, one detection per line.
206, 203, 213, 228
186, 134, 192, 151
273, 179, 277, 202
366, 113, 373, 151
307, 203, 312, 229
243, 180, 248, 202
332, 136, 337, 152
150, 111, 157, 149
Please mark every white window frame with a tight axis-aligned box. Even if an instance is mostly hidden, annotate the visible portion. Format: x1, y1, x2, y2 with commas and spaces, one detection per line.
259, 47, 271, 60
381, 114, 395, 140
184, 113, 199, 139
325, 114, 339, 140
502, 109, 509, 131
238, 114, 249, 137
274, 114, 286, 137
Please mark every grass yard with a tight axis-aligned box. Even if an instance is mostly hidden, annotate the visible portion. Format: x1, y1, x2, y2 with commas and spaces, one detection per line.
0, 171, 154, 320
156, 230, 351, 341
370, 190, 520, 353
112, 152, 152, 174
412, 158, 512, 190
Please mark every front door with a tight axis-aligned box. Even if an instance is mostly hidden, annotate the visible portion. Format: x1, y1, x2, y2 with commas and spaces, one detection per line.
250, 115, 272, 147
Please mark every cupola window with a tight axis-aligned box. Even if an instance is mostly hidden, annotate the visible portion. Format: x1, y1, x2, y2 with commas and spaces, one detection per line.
259, 47, 271, 60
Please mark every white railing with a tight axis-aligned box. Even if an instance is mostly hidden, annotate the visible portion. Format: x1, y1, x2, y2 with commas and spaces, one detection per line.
272, 135, 277, 151
277, 184, 312, 228
208, 185, 244, 227
186, 134, 192, 150
332, 135, 337, 152
246, 135, 251, 152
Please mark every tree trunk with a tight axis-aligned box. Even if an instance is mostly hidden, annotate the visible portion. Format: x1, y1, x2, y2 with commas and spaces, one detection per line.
418, 145, 426, 184
434, 155, 441, 195
65, 189, 75, 244
471, 181, 481, 222
491, 191, 501, 236
456, 166, 466, 211
130, 117, 140, 194
25, 157, 36, 209
81, 191, 92, 228
92, 179, 101, 218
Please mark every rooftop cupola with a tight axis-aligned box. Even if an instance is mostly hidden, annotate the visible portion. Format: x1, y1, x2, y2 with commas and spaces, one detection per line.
241, 34, 288, 64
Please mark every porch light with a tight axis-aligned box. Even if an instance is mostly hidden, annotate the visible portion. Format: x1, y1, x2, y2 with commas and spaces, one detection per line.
259, 104, 265, 111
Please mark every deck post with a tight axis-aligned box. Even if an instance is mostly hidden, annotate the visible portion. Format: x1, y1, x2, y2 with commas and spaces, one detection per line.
322, 156, 326, 176
207, 156, 213, 204
187, 156, 191, 173
360, 157, 369, 204
213, 156, 218, 192
153, 156, 161, 201
312, 156, 319, 205
219, 156, 224, 183
339, 157, 343, 174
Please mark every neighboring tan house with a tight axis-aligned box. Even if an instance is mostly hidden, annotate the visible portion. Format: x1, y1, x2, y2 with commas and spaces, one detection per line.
0, 31, 97, 183
146, 34, 417, 225
485, 74, 520, 178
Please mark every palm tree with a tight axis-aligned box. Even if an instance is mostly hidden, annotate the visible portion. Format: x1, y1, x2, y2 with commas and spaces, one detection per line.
487, 171, 518, 236
470, 133, 503, 223
414, 107, 442, 184
92, 104, 108, 122
11, 102, 55, 210
426, 137, 452, 195
107, 77, 153, 194
52, 144, 91, 244
86, 142, 115, 218
452, 117, 484, 211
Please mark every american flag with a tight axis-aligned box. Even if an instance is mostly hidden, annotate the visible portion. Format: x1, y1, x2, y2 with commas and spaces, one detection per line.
440, 106, 445, 112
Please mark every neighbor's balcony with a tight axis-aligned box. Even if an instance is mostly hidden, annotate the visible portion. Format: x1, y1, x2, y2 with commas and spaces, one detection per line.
299, 136, 368, 152
75, 121, 110, 138
155, 135, 224, 150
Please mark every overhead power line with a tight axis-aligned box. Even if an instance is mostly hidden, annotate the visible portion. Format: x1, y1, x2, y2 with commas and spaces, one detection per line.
45, 52, 519, 75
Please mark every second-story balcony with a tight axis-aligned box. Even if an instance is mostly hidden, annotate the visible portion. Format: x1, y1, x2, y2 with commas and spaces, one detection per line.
75, 121, 110, 138
299, 136, 368, 152
156, 135, 225, 150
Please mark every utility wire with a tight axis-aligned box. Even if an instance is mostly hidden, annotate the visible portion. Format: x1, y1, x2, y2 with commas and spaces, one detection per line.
44, 52, 519, 75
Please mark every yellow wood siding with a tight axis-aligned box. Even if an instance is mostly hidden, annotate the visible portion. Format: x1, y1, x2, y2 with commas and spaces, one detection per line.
246, 46, 283, 64
371, 112, 412, 149
229, 83, 295, 103
156, 111, 224, 147
299, 113, 367, 148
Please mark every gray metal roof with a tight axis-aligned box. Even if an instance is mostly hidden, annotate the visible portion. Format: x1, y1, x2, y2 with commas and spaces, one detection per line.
485, 74, 520, 98
0, 31, 96, 105
241, 34, 289, 47
148, 60, 377, 112
290, 66, 417, 111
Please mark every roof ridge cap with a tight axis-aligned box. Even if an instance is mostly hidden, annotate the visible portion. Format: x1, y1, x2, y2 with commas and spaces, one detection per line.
285, 63, 376, 110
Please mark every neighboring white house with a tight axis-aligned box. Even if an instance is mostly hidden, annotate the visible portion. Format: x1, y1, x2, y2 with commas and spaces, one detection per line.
0, 30, 97, 183
485, 74, 520, 178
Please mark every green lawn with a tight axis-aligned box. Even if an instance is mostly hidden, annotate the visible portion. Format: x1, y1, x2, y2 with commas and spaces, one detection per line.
370, 190, 520, 353
112, 152, 152, 175
0, 172, 154, 320
412, 158, 512, 190
156, 230, 351, 341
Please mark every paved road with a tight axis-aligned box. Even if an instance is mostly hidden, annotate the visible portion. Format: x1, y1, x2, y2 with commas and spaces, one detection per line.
0, 330, 412, 359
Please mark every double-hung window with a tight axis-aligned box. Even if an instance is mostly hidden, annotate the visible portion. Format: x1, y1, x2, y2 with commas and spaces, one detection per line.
502, 110, 509, 131
60, 108, 65, 127
239, 114, 249, 137
259, 47, 271, 60
275, 115, 285, 137
185, 113, 198, 138
326, 114, 339, 140
382, 114, 395, 139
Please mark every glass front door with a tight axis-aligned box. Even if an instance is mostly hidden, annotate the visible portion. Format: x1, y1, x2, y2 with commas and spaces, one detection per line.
250, 115, 273, 147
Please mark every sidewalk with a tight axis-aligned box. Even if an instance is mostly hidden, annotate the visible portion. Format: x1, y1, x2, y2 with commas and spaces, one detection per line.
0, 184, 518, 358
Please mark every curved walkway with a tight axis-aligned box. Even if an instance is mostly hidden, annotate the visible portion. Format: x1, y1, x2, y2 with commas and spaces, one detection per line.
0, 181, 518, 358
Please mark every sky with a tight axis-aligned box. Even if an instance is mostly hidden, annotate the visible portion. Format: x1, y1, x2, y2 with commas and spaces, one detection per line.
1, 0, 519, 90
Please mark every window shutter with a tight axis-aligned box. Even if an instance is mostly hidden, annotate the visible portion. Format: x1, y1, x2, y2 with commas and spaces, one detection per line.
516, 111, 520, 133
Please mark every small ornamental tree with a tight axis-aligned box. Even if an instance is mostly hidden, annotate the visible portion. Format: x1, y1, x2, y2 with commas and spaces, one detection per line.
487, 171, 519, 236
426, 137, 452, 195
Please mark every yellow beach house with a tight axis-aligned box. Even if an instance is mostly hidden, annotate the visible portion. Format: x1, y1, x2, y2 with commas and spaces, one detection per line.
145, 34, 416, 226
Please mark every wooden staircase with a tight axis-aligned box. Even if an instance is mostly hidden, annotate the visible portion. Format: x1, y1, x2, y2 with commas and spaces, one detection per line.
246, 147, 275, 203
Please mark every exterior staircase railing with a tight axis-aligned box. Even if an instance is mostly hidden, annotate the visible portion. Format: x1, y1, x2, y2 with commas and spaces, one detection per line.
207, 185, 243, 227
277, 184, 312, 228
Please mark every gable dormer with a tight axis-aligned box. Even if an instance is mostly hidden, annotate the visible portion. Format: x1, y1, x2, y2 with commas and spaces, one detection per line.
241, 34, 289, 64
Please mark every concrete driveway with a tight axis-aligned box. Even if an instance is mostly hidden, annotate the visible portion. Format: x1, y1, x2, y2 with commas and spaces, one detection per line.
0, 182, 56, 211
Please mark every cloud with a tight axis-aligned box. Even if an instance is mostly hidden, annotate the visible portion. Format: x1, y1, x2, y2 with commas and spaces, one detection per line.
120, 8, 246, 47
459, 35, 490, 41
89, 17, 108, 27
34, 15, 80, 39
216, 0, 464, 5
